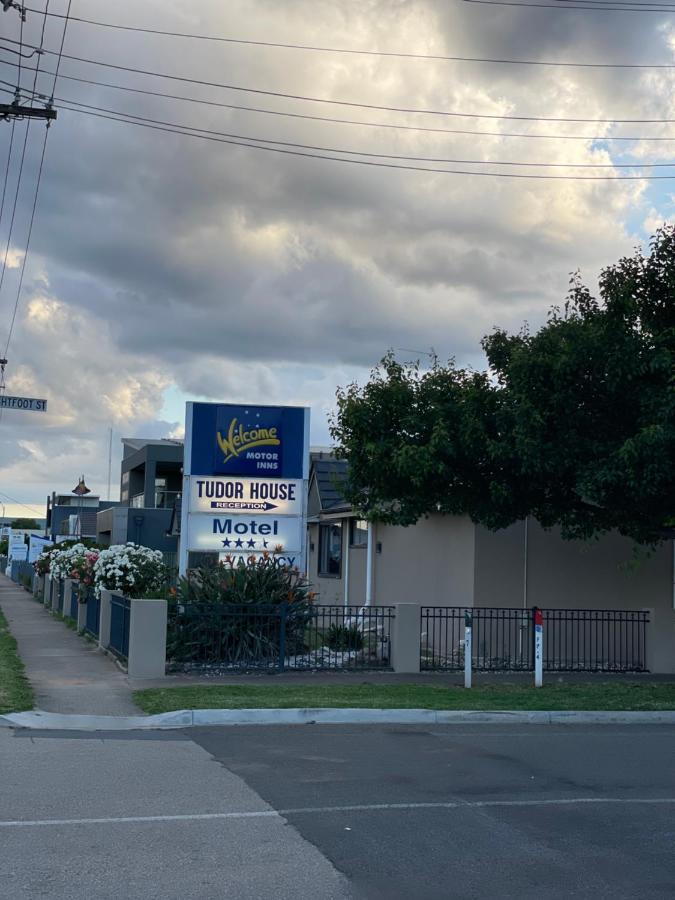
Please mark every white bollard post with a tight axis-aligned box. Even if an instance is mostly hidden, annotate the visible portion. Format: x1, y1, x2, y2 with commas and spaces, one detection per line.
464, 610, 472, 689
534, 607, 543, 688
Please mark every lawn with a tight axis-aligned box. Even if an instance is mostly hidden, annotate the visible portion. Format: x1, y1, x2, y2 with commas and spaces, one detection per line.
133, 681, 675, 715
0, 607, 33, 714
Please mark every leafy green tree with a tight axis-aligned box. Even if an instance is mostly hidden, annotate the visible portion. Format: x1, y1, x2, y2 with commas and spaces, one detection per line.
332, 228, 675, 545
9, 518, 40, 530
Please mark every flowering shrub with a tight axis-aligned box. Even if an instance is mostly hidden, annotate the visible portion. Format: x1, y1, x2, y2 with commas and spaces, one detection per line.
45, 543, 97, 584
93, 543, 168, 598
34, 547, 58, 577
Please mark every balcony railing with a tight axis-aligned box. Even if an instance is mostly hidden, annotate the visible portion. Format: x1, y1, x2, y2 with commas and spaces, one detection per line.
130, 491, 181, 510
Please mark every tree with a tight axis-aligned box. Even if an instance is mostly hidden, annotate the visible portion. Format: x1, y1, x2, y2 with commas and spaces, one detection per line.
332, 227, 675, 546
10, 518, 40, 530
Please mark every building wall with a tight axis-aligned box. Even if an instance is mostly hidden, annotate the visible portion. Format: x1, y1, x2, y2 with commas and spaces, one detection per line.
374, 515, 475, 607
347, 545, 368, 606
474, 520, 674, 673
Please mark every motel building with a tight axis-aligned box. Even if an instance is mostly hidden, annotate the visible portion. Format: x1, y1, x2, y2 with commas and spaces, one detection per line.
306, 452, 675, 674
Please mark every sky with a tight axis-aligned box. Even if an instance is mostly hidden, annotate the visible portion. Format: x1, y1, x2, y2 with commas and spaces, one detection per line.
0, 0, 674, 517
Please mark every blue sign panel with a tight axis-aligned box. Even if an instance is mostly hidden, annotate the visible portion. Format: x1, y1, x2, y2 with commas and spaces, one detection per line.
187, 403, 308, 478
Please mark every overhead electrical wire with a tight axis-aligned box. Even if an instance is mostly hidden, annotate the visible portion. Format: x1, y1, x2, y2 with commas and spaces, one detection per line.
6, 60, 675, 142
20, 5, 675, 65
5, 38, 675, 124
4, 85, 675, 170
38, 99, 675, 180
462, 0, 675, 10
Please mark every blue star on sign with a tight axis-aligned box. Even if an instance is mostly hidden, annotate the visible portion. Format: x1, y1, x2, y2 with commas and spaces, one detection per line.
222, 538, 231, 548
247, 539, 256, 548
234, 538, 244, 548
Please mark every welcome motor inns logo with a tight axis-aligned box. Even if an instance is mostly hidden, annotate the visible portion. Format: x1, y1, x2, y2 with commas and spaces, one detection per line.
216, 416, 281, 465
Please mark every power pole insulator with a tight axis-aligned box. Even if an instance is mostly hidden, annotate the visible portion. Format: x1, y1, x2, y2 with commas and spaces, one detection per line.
0, 104, 57, 122
2, 2, 26, 21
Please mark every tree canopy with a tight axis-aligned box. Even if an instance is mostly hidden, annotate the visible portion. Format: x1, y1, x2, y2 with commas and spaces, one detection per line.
9, 518, 40, 530
331, 227, 675, 545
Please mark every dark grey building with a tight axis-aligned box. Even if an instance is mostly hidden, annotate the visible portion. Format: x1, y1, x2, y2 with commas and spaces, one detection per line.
97, 438, 184, 556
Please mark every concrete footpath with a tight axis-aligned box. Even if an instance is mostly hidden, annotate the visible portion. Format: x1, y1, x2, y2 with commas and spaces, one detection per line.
0, 576, 139, 715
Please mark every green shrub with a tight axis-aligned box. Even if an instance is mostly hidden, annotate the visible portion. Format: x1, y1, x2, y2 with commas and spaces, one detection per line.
167, 558, 315, 665
325, 623, 364, 653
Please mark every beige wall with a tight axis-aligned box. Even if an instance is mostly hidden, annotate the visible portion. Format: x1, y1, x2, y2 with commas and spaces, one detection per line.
474, 520, 674, 673
373, 515, 475, 607
347, 545, 367, 606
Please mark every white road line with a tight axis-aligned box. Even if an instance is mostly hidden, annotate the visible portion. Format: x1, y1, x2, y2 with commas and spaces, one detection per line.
1, 797, 673, 828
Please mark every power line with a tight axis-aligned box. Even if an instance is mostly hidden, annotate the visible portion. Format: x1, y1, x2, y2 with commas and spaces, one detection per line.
7, 60, 675, 142
0, 119, 16, 233
19, 5, 675, 68
8, 38, 675, 124
0, 488, 45, 515
9, 87, 675, 169
462, 0, 675, 10
2, 0, 63, 381
52, 100, 675, 179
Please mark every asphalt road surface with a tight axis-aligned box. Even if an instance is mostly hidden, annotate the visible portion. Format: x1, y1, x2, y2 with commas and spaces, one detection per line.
2, 724, 674, 899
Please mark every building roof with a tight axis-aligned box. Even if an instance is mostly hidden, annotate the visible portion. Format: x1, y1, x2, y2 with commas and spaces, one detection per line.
313, 458, 349, 511
122, 437, 184, 453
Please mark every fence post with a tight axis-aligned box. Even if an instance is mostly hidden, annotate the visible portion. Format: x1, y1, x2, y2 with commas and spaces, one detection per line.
278, 602, 287, 672
464, 610, 472, 689
126, 598, 167, 678
533, 606, 543, 687
392, 604, 421, 673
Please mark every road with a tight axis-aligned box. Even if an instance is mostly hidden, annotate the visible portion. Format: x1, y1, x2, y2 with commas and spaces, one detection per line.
1, 724, 674, 899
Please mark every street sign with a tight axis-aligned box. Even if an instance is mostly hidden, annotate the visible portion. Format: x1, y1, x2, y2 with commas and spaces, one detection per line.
0, 395, 47, 412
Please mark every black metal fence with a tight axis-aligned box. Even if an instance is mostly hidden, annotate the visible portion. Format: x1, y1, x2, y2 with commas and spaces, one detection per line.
421, 606, 649, 673
166, 603, 393, 671
57, 579, 64, 614
85, 589, 100, 638
109, 593, 130, 659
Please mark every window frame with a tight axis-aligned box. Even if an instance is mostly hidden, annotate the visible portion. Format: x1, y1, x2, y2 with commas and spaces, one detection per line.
318, 521, 343, 578
349, 518, 369, 548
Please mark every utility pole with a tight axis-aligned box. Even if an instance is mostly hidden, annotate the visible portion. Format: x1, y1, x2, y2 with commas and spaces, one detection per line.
1, 3, 56, 123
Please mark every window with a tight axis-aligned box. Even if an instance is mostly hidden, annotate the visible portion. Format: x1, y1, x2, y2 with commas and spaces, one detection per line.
318, 522, 343, 577
350, 518, 369, 547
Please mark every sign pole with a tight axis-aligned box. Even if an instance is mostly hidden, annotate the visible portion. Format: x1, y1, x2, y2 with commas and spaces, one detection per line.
533, 606, 543, 688
464, 610, 472, 689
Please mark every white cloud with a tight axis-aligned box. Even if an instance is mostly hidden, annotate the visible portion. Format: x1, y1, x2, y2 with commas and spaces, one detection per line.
0, 0, 671, 505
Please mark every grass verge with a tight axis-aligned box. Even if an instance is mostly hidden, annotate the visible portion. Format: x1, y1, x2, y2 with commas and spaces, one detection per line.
133, 682, 675, 715
0, 606, 34, 714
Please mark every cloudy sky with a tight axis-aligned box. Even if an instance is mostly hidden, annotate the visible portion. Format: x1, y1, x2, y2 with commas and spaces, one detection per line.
0, 0, 673, 516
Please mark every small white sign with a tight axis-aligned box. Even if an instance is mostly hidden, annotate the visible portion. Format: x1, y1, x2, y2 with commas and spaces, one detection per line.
190, 476, 304, 516
217, 550, 303, 568
11, 545, 28, 561
29, 534, 53, 563
9, 532, 25, 552
187, 514, 303, 554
